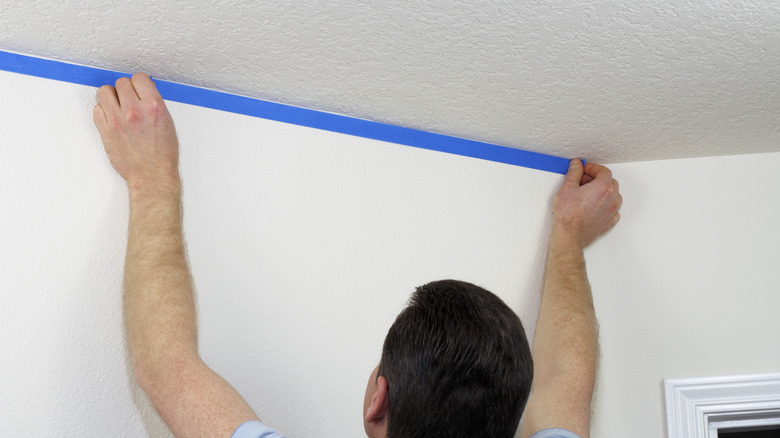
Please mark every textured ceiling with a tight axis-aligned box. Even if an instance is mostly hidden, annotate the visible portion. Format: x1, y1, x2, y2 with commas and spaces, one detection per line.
1, 0, 778, 164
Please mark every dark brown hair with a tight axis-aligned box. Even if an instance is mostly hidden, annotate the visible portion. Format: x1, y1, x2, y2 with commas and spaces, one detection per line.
379, 280, 533, 438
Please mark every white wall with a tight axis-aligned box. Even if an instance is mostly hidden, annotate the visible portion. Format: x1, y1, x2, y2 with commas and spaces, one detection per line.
588, 152, 780, 437
1, 69, 778, 438
0, 70, 559, 437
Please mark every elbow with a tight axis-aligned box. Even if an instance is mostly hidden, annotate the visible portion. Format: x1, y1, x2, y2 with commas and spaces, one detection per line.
563, 357, 597, 398
131, 353, 157, 395
532, 345, 599, 399
131, 348, 199, 398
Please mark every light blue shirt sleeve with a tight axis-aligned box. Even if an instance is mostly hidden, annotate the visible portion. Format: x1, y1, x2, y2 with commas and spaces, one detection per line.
231, 421, 287, 438
231, 421, 576, 438
529, 428, 581, 438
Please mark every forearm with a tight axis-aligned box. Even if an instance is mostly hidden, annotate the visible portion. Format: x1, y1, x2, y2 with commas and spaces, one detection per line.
531, 223, 598, 394
97, 75, 262, 436
124, 183, 199, 386
521, 160, 619, 438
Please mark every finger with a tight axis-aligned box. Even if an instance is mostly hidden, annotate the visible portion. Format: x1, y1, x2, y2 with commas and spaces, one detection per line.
613, 178, 620, 193
584, 161, 613, 182
563, 158, 584, 187
96, 85, 119, 111
114, 76, 140, 106
130, 73, 163, 101
93, 103, 106, 127
615, 193, 623, 212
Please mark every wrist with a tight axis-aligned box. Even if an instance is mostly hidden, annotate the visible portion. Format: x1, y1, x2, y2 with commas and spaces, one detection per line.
549, 221, 586, 252
127, 174, 182, 206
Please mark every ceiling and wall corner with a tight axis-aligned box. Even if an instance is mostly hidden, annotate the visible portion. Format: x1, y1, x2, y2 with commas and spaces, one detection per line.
0, 0, 777, 164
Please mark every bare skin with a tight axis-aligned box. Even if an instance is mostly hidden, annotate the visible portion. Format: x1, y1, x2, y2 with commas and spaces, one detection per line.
521, 159, 622, 438
95, 74, 621, 438
94, 74, 259, 438
365, 160, 621, 438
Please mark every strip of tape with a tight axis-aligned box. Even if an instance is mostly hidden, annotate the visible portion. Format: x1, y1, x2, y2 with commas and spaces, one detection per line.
0, 50, 571, 174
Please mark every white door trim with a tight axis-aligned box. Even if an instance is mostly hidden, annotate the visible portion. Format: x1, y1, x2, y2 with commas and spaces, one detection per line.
664, 372, 780, 438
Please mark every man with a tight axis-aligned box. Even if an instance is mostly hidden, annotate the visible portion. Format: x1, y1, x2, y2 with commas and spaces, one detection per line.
93, 73, 621, 438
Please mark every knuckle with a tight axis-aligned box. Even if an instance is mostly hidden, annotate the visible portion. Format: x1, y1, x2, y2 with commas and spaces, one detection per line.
107, 114, 122, 130
595, 180, 612, 197
145, 97, 167, 116
124, 106, 141, 123
147, 97, 162, 110
96, 85, 112, 99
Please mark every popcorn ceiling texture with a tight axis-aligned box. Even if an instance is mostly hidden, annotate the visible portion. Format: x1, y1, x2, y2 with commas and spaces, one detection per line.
1, 0, 778, 163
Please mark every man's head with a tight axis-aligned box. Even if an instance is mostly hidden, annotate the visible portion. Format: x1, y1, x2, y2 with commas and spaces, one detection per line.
364, 279, 533, 438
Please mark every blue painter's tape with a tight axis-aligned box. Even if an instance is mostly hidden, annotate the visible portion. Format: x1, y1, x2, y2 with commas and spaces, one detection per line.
0, 50, 571, 174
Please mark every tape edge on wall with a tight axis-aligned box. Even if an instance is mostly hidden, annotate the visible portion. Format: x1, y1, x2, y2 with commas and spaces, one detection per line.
0, 49, 570, 174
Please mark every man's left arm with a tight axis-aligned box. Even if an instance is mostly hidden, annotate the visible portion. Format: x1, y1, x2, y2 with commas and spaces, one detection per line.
94, 73, 261, 438
521, 160, 622, 438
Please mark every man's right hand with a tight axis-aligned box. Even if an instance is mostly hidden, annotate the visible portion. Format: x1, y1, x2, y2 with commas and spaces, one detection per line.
552, 159, 622, 249
93, 73, 180, 195
95, 74, 263, 438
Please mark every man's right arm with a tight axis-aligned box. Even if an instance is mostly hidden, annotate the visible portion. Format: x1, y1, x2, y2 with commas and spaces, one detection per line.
94, 74, 262, 438
521, 160, 622, 438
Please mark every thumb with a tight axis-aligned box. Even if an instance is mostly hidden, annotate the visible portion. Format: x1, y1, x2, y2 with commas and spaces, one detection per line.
563, 158, 584, 187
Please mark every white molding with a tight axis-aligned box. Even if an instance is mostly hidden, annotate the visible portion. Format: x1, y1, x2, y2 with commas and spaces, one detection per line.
664, 372, 780, 438
709, 415, 780, 438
